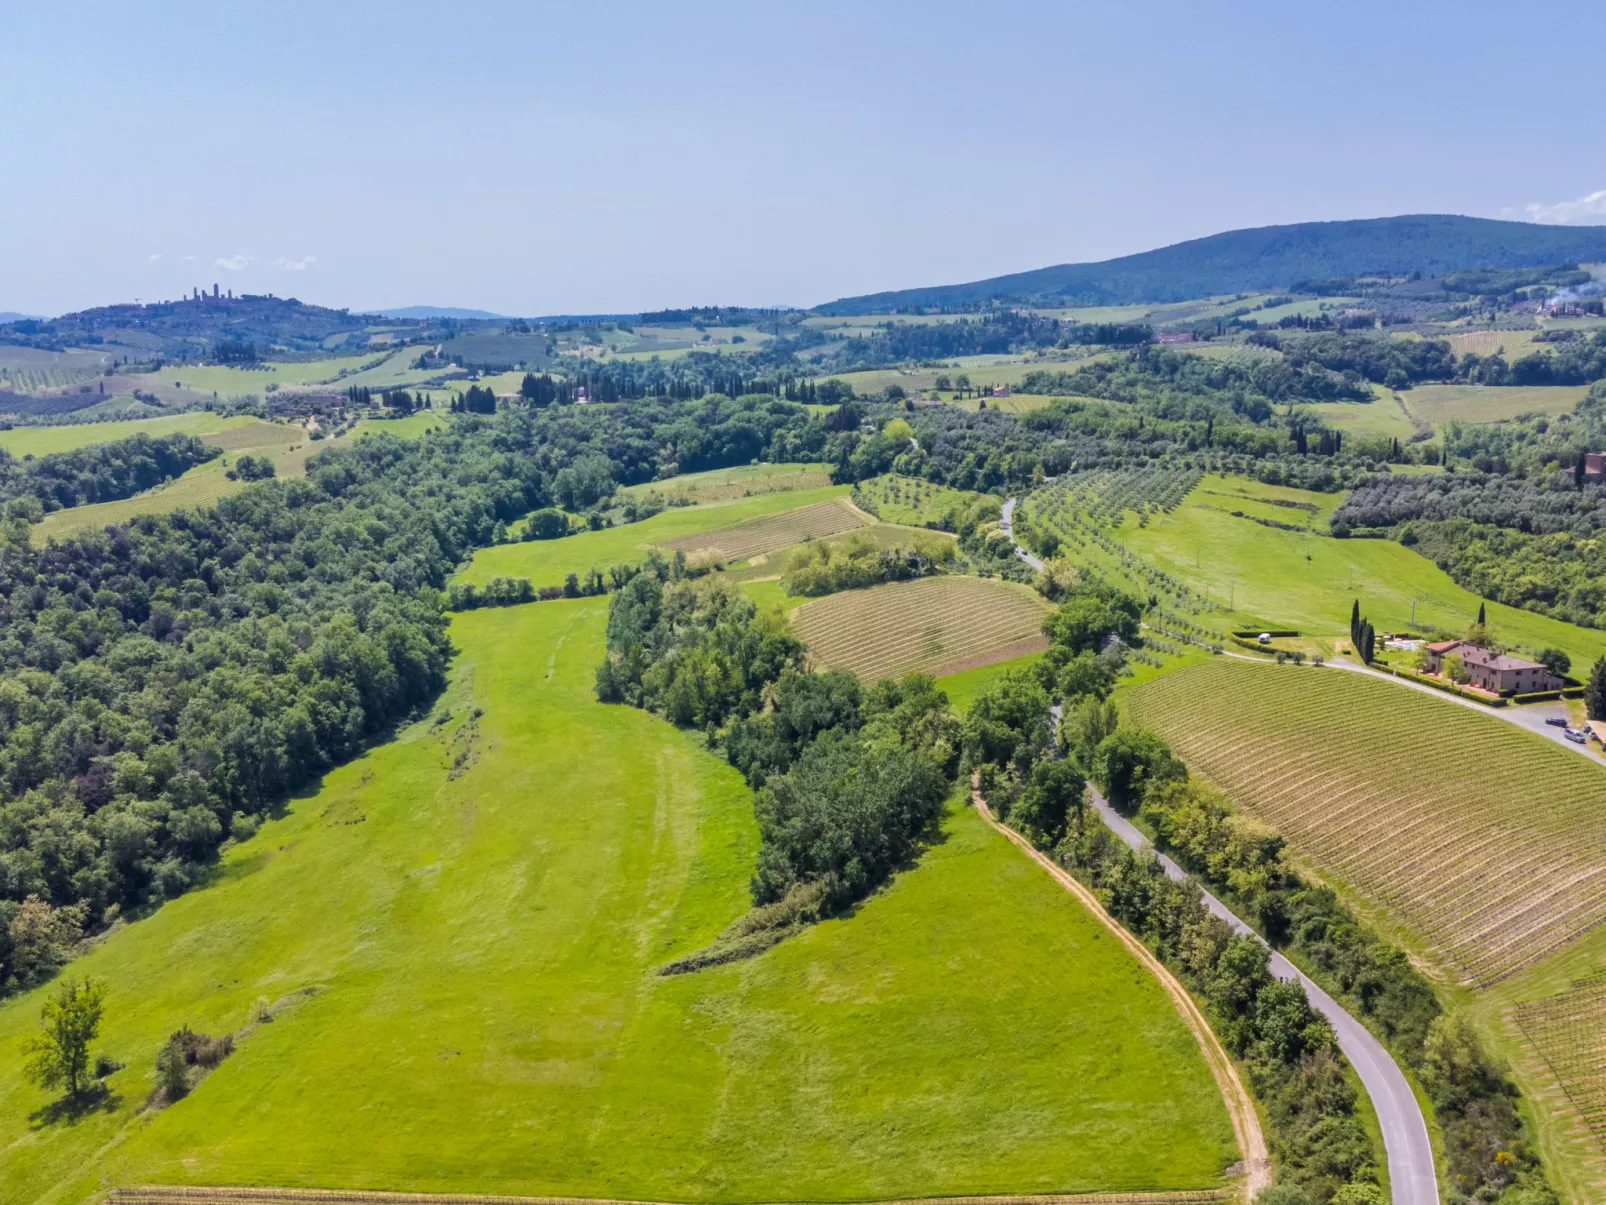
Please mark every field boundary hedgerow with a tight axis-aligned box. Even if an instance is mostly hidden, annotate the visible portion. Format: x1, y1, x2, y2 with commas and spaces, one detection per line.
968, 780, 1270, 1200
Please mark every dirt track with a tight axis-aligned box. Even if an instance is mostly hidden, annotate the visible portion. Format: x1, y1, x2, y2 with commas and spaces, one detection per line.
970, 779, 1270, 1201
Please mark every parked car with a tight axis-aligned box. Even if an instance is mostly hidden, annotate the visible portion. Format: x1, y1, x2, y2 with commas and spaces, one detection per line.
1565, 729, 1588, 744
1546, 716, 1569, 727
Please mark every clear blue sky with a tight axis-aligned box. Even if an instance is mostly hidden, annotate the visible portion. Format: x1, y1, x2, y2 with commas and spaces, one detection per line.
4, 0, 1604, 317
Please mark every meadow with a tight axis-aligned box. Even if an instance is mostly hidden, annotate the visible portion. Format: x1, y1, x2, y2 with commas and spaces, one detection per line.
30, 416, 442, 543
1125, 656, 1606, 1202
791, 576, 1052, 681
0, 411, 251, 456
660, 498, 869, 562
1403, 382, 1588, 427
618, 462, 833, 506
458, 486, 850, 589
1026, 472, 1606, 671
0, 599, 1238, 1203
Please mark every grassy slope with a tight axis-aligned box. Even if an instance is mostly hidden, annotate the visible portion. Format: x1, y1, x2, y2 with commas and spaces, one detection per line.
1118, 475, 1606, 669
935, 652, 1044, 714
1402, 383, 1588, 427
0, 412, 251, 456
0, 600, 1235, 1202
617, 462, 830, 503
458, 486, 849, 588
31, 419, 443, 543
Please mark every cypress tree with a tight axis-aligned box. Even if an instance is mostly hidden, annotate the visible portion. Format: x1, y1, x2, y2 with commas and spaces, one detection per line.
1588, 656, 1606, 721
1362, 621, 1375, 665
1576, 457, 1587, 489
1477, 601, 1486, 627
1350, 599, 1360, 648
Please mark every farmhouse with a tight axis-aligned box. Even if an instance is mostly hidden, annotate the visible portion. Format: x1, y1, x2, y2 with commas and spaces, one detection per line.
1423, 640, 1561, 694
1583, 451, 1606, 480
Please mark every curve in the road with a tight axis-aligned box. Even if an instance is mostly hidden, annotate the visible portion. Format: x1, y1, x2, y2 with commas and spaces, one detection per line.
1000, 496, 1440, 1205
971, 779, 1271, 1199
1086, 785, 1438, 1205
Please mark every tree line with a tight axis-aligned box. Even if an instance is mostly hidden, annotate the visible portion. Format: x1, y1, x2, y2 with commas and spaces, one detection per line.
595, 565, 956, 968
0, 433, 217, 518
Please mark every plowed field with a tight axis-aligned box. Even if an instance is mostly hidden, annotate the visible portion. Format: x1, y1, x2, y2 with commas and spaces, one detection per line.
659, 497, 867, 562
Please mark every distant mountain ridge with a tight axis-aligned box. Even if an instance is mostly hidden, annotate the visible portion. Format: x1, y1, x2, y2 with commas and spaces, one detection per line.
0, 313, 42, 325
375, 305, 511, 320
818, 214, 1606, 313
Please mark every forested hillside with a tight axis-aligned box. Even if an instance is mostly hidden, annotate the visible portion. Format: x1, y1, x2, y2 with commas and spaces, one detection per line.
819, 214, 1606, 311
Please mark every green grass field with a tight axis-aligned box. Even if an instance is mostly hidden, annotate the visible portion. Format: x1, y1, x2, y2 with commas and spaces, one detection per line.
31, 417, 443, 543
0, 412, 252, 457
934, 652, 1044, 714
1403, 382, 1588, 427
0, 600, 1237, 1203
1125, 657, 1606, 1203
1052, 473, 1606, 671
618, 462, 832, 506
459, 486, 850, 588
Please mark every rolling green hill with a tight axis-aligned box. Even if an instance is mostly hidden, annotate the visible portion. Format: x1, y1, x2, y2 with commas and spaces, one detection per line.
0, 599, 1238, 1203
819, 214, 1606, 312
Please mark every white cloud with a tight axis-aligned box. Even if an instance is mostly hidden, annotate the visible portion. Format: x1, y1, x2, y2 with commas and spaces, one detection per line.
147, 253, 162, 263
1521, 189, 1606, 225
270, 254, 316, 271
215, 253, 251, 271
183, 253, 198, 262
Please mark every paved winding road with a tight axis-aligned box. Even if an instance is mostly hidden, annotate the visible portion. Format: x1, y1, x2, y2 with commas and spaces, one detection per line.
998, 498, 1045, 572
1086, 779, 1438, 1205
1005, 491, 1440, 1205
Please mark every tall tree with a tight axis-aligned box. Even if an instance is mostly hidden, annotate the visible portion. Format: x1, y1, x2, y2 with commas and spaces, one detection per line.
22, 978, 106, 1099
1587, 656, 1606, 721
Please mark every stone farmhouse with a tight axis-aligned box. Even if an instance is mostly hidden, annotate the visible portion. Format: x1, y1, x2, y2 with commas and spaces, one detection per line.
1423, 640, 1561, 695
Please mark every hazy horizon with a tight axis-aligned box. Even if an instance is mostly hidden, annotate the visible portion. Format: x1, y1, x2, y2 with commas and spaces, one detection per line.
4, 0, 1605, 318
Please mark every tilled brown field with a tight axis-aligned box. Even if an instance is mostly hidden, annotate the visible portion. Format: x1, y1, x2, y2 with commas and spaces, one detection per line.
659, 497, 867, 562
791, 575, 1050, 682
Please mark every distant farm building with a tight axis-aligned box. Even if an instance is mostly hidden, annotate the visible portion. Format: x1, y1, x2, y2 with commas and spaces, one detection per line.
1156, 332, 1194, 344
991, 384, 1011, 398
1584, 451, 1606, 479
1423, 640, 1561, 694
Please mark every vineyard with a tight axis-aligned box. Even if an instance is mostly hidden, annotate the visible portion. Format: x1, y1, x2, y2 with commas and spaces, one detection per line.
659, 497, 868, 562
1512, 975, 1606, 1166
791, 575, 1052, 681
852, 473, 999, 528
1125, 658, 1606, 987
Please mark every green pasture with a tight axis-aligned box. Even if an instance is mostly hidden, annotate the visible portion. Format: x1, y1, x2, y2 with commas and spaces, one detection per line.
30, 416, 441, 543
0, 600, 1235, 1202
0, 412, 250, 457
618, 462, 830, 502
1403, 383, 1588, 428
1114, 475, 1606, 668
934, 652, 1044, 714
459, 486, 849, 588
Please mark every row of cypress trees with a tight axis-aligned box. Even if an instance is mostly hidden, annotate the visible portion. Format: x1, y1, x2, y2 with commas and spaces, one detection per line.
1349, 599, 1375, 664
